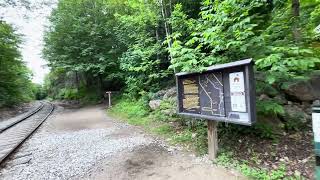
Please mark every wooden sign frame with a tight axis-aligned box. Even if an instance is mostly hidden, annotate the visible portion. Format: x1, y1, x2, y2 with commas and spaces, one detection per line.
175, 59, 256, 160
175, 58, 256, 126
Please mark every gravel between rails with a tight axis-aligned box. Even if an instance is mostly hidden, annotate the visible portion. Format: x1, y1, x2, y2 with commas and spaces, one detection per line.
0, 127, 152, 180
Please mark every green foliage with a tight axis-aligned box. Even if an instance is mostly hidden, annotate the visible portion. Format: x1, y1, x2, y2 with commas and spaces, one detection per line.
256, 80, 279, 97
43, 69, 101, 104
168, 0, 266, 72
257, 100, 285, 116
254, 122, 278, 139
80, 90, 101, 104
109, 97, 207, 154
218, 122, 278, 140
115, 0, 172, 97
149, 99, 177, 122
284, 112, 306, 131
109, 98, 149, 119
42, 2, 320, 178
169, 0, 320, 87
217, 151, 289, 180
255, 46, 320, 83
43, 0, 125, 98
255, 0, 320, 83
57, 88, 80, 100
171, 129, 193, 143
193, 123, 208, 155
43, 0, 181, 99
44, 0, 123, 75
0, 20, 34, 107
108, 98, 151, 126
33, 84, 47, 100
153, 124, 173, 135
151, 109, 169, 122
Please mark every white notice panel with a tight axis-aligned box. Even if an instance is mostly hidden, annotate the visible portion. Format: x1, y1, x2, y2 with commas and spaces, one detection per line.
229, 72, 246, 112
313, 113, 320, 142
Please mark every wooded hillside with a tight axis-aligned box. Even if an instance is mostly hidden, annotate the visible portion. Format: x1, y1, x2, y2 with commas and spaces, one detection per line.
40, 0, 320, 179
0, 20, 35, 107
43, 0, 320, 99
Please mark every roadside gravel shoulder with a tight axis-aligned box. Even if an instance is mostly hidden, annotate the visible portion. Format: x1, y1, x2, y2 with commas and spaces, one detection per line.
0, 105, 245, 180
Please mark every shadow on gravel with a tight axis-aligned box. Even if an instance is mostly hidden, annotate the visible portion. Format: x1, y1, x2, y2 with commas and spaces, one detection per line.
124, 143, 169, 176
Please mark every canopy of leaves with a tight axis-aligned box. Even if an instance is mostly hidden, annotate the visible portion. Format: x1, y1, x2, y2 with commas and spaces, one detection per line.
43, 0, 129, 97
168, 0, 320, 83
43, 0, 199, 98
43, 0, 320, 99
0, 21, 34, 107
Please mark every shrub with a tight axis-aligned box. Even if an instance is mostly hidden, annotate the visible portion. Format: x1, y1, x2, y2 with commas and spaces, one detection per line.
257, 100, 285, 117
57, 88, 80, 100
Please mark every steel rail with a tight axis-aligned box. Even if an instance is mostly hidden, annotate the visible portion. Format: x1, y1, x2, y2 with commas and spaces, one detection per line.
0, 102, 54, 165
0, 102, 44, 133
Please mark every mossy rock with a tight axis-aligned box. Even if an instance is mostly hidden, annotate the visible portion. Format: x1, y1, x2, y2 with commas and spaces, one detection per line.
282, 105, 310, 131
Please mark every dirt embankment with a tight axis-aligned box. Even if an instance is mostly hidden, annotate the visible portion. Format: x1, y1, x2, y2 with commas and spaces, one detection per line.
0, 101, 38, 122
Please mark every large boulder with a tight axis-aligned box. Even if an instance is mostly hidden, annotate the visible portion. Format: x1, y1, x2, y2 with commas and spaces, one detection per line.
163, 87, 177, 99
283, 104, 311, 123
149, 100, 162, 110
152, 90, 167, 100
282, 74, 320, 102
310, 74, 320, 98
282, 104, 311, 130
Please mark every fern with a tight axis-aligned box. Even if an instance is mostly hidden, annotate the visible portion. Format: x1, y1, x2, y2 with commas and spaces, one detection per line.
257, 100, 285, 116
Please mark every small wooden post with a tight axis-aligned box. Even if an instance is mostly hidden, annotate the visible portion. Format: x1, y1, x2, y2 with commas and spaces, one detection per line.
106, 91, 112, 107
208, 120, 218, 160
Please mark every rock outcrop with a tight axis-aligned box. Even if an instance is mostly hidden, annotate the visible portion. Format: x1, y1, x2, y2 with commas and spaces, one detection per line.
283, 74, 320, 102
149, 100, 161, 110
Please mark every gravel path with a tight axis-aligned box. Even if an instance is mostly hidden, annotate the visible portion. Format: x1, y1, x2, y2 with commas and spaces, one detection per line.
0, 105, 245, 180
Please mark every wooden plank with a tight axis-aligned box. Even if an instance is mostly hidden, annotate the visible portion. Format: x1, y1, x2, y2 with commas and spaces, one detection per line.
208, 120, 218, 160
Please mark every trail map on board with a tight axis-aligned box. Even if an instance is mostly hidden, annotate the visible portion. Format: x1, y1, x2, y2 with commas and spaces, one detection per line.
199, 73, 225, 116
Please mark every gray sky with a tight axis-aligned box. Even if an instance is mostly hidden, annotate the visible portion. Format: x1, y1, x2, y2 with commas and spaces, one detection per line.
1, 0, 57, 84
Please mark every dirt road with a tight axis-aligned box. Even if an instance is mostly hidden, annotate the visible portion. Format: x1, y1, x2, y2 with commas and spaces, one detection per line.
0, 105, 245, 180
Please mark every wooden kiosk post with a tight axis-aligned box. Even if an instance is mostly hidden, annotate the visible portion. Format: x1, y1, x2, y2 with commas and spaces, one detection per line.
175, 59, 256, 161
208, 121, 218, 160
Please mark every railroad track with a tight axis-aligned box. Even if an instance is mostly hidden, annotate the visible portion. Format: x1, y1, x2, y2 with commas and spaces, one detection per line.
0, 101, 54, 165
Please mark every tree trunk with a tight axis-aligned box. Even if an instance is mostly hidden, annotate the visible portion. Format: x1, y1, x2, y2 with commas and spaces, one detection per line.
155, 27, 160, 60
292, 0, 300, 17
292, 0, 300, 42
159, 0, 175, 72
169, 0, 172, 14
98, 75, 103, 95
160, 0, 170, 39
75, 71, 79, 90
